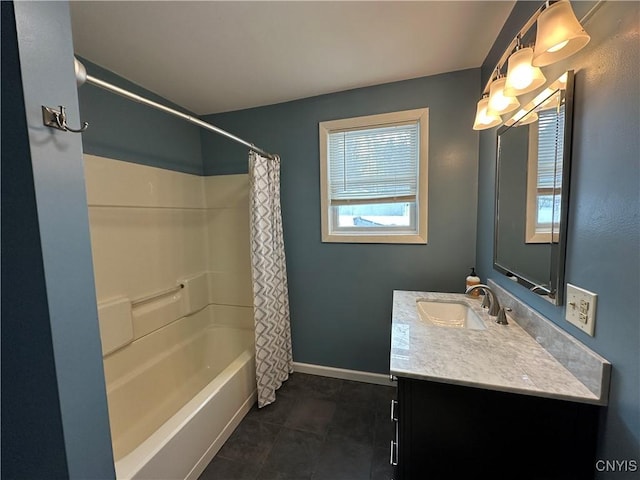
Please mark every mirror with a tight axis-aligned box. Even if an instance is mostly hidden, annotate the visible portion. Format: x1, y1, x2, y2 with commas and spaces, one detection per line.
494, 71, 574, 305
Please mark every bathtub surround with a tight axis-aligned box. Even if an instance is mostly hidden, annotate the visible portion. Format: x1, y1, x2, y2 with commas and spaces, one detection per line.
85, 155, 256, 477
249, 153, 293, 407
206, 174, 255, 307
84, 155, 253, 316
477, 0, 640, 471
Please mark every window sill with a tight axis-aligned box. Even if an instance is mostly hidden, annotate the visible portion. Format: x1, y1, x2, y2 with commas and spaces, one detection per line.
321, 232, 427, 244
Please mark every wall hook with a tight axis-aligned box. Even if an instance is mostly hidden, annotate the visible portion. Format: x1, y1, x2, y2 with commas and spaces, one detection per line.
42, 105, 89, 133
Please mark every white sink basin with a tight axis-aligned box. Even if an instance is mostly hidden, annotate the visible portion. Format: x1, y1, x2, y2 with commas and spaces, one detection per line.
416, 300, 486, 330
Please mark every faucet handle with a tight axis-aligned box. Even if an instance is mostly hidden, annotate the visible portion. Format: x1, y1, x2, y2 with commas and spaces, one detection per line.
496, 307, 511, 325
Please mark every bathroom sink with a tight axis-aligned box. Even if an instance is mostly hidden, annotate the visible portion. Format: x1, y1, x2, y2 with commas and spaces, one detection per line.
416, 300, 486, 330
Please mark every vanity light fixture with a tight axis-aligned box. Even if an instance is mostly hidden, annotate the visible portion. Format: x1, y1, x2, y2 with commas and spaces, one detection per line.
532, 0, 591, 67
487, 75, 520, 116
503, 40, 547, 97
472, 0, 599, 130
473, 95, 502, 130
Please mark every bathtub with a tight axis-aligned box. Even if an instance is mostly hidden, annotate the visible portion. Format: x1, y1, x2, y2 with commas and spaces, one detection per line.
102, 311, 256, 480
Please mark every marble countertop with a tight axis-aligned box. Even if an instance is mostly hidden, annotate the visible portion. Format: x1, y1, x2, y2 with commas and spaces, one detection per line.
390, 290, 607, 405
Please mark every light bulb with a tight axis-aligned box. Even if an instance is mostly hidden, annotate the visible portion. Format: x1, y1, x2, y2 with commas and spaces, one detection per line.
547, 40, 569, 53
511, 65, 533, 90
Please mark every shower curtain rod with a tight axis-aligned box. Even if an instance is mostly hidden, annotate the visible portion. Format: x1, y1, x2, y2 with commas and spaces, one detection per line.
75, 59, 276, 160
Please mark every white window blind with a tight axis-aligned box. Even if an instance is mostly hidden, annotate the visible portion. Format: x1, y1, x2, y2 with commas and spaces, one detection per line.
328, 122, 419, 206
537, 105, 565, 190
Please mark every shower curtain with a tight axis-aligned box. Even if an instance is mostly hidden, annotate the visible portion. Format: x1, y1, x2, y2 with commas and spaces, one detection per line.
249, 151, 293, 407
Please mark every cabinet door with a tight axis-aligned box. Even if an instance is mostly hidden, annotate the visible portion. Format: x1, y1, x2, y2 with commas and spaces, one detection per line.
396, 377, 599, 479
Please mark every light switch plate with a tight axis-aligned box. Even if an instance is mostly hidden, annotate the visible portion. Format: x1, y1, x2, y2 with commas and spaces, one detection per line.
565, 283, 597, 336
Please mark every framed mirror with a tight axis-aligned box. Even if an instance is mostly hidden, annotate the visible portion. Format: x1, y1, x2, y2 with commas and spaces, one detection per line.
494, 71, 574, 305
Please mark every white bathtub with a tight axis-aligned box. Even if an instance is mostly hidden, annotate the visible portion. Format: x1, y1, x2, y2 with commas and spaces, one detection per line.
103, 312, 256, 480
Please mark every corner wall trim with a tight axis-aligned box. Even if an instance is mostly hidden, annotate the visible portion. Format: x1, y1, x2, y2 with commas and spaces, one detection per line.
292, 362, 394, 386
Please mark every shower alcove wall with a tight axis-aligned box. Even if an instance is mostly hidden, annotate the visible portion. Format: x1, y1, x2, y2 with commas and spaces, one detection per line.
85, 154, 257, 479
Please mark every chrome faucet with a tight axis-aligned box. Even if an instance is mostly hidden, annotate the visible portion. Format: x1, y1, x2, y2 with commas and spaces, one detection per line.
465, 284, 501, 317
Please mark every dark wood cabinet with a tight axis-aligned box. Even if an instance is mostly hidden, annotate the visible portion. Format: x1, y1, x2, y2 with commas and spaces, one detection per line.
392, 377, 600, 480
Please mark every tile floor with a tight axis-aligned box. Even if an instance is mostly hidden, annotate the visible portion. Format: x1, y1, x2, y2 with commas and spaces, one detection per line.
198, 373, 396, 480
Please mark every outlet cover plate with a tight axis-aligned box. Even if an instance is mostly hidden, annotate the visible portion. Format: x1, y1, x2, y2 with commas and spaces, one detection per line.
565, 283, 597, 336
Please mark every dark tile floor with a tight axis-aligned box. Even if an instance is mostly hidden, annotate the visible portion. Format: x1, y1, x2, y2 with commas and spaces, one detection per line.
199, 373, 396, 480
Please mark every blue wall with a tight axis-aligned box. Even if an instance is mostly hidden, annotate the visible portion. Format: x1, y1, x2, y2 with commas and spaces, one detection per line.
78, 58, 203, 175
477, 1, 639, 472
1, 3, 69, 476
201, 70, 481, 373
3, 2, 116, 477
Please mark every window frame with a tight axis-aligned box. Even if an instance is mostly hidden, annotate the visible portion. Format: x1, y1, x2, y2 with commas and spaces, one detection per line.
319, 108, 429, 244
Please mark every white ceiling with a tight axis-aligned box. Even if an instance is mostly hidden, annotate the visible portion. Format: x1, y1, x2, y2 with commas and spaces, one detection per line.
70, 1, 515, 115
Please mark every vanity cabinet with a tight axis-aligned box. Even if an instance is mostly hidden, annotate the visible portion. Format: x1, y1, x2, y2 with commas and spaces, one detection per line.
393, 377, 600, 480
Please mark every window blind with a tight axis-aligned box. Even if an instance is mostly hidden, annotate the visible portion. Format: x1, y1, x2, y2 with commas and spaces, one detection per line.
328, 122, 419, 205
537, 104, 565, 190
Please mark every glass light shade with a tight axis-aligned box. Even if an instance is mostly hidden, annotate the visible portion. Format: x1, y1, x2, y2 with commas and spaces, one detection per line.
473, 96, 502, 130
532, 1, 590, 67
487, 77, 520, 116
504, 47, 547, 97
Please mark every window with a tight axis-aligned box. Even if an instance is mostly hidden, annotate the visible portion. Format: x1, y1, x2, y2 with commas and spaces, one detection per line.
319, 109, 428, 243
526, 101, 565, 243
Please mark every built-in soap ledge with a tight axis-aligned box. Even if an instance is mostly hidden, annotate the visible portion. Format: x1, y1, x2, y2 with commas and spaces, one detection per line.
487, 279, 611, 404
97, 272, 210, 356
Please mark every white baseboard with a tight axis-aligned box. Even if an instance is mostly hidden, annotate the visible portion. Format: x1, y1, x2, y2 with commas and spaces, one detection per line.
292, 362, 395, 386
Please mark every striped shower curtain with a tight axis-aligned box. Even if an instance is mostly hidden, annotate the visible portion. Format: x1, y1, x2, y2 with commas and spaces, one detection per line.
249, 151, 293, 407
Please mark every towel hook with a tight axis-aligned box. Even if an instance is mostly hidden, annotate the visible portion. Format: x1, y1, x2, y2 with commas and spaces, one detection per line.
42, 105, 89, 133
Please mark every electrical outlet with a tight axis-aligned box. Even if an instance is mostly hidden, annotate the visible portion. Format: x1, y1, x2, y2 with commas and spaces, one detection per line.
565, 283, 597, 336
